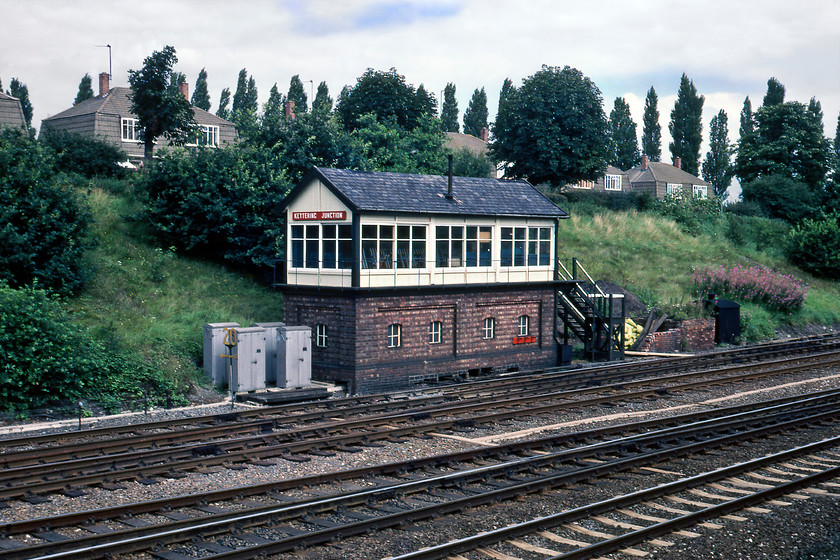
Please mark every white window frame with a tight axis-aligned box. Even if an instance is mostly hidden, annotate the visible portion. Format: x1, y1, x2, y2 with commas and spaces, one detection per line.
186, 124, 220, 147
315, 324, 328, 347
666, 183, 683, 196
483, 317, 495, 340
388, 324, 402, 348
121, 118, 141, 142
518, 315, 530, 336
429, 321, 442, 344
604, 174, 622, 191
500, 227, 551, 267
693, 184, 707, 198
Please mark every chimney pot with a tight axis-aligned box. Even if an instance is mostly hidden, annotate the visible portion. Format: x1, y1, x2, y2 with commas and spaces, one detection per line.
641, 154, 649, 170
479, 127, 489, 142
674, 156, 681, 170
98, 72, 110, 97
285, 100, 296, 120
179, 82, 189, 101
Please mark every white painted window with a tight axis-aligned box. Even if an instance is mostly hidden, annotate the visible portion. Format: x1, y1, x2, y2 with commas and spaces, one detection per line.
501, 227, 550, 267
604, 174, 622, 191
666, 183, 683, 195
429, 321, 442, 344
483, 317, 495, 339
388, 324, 402, 348
436, 225, 492, 268
315, 324, 328, 347
518, 315, 530, 336
121, 118, 141, 142
693, 184, 707, 198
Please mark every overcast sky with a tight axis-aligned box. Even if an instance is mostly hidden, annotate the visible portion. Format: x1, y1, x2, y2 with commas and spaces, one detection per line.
2, 0, 839, 167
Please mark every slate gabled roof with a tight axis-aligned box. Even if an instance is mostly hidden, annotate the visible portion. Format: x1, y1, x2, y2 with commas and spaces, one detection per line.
285, 167, 568, 219
627, 161, 711, 186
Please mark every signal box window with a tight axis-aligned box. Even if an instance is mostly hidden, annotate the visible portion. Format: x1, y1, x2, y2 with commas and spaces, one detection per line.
315, 324, 328, 347
483, 317, 495, 339
388, 324, 402, 348
429, 321, 442, 344
518, 315, 530, 336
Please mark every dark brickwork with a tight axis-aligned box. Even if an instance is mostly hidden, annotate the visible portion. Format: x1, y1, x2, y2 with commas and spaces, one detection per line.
284, 286, 558, 394
640, 318, 715, 353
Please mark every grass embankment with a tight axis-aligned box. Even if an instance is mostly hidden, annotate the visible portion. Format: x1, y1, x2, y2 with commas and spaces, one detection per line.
67, 181, 284, 394
556, 203, 840, 341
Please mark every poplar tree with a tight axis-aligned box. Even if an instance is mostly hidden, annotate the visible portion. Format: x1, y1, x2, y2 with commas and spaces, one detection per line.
607, 97, 639, 169
232, 69, 250, 115
763, 77, 785, 106
313, 81, 332, 113
734, 96, 755, 184
702, 109, 733, 200
216, 88, 231, 119
287, 75, 308, 113
668, 73, 704, 175
73, 74, 94, 105
9, 78, 33, 129
463, 87, 488, 137
440, 82, 459, 133
641, 86, 661, 161
191, 68, 211, 111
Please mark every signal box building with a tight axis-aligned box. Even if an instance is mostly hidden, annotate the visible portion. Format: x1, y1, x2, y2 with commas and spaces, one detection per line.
278, 167, 571, 394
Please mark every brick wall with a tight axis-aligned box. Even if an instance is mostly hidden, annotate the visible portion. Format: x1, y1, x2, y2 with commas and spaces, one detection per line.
639, 318, 715, 353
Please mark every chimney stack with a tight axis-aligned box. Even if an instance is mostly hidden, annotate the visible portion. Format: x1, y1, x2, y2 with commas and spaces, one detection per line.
641, 154, 649, 170
285, 100, 296, 120
178, 82, 189, 101
98, 72, 110, 97
674, 156, 681, 170
479, 127, 489, 142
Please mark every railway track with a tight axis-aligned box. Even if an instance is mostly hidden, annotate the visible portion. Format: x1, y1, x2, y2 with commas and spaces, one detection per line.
1, 389, 838, 559
1, 350, 839, 501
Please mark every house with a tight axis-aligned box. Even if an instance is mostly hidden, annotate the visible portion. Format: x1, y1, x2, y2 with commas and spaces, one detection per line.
626, 155, 712, 199
278, 165, 571, 394
445, 128, 489, 157
0, 92, 26, 130
569, 165, 630, 193
40, 73, 237, 162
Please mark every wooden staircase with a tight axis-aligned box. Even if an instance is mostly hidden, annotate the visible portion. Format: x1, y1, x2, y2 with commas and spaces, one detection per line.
556, 259, 625, 360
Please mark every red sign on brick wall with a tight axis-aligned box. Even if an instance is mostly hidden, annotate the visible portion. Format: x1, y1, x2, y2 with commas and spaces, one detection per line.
512, 336, 536, 345
292, 211, 347, 221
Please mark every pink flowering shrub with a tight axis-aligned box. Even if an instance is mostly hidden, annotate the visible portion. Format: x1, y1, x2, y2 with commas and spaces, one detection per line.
693, 264, 807, 312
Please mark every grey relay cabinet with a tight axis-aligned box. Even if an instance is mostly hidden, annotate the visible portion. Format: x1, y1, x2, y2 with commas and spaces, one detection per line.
277, 326, 312, 388
203, 322, 240, 385
230, 327, 267, 392
252, 322, 286, 385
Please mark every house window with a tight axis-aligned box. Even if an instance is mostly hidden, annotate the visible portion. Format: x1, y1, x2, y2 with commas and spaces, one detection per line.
518, 315, 530, 336
388, 324, 402, 348
501, 227, 550, 267
466, 226, 492, 267
291, 224, 320, 268
121, 118, 140, 142
666, 183, 683, 196
429, 321, 442, 344
604, 174, 622, 191
576, 180, 594, 189
397, 225, 427, 268
483, 317, 495, 339
315, 324, 328, 347
197, 125, 219, 147
693, 184, 707, 198
322, 224, 353, 269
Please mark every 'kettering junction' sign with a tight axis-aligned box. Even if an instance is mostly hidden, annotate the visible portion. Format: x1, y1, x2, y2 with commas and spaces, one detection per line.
292, 211, 347, 221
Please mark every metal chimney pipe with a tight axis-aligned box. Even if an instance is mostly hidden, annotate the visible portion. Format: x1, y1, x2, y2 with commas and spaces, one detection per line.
446, 154, 454, 199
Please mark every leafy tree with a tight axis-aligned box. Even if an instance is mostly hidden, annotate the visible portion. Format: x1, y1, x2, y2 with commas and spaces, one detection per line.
262, 83, 284, 126
607, 97, 639, 169
287, 74, 309, 113
668, 73, 704, 175
492, 78, 517, 157
191, 67, 211, 111
825, 113, 840, 207
0, 129, 95, 295
169, 72, 187, 89
415, 85, 437, 120
463, 87, 488, 137
450, 147, 495, 178
141, 145, 290, 269
740, 174, 816, 222
9, 78, 33, 129
641, 86, 662, 161
736, 100, 828, 191
232, 68, 258, 121
440, 82, 459, 133
313, 81, 332, 113
74, 73, 94, 105
216, 87, 231, 119
350, 112, 446, 174
490, 65, 608, 187
734, 96, 756, 185
787, 212, 840, 279
702, 109, 734, 200
763, 77, 785, 106
336, 68, 435, 132
127, 45, 195, 162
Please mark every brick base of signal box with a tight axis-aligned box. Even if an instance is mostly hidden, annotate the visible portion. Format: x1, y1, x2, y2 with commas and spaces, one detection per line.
283, 285, 559, 394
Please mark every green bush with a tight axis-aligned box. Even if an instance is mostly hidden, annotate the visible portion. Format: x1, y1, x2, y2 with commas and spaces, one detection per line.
740, 174, 817, 222
556, 188, 653, 214
651, 194, 723, 236
40, 129, 127, 178
723, 213, 790, 257
140, 145, 291, 270
0, 128, 96, 295
787, 213, 840, 279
